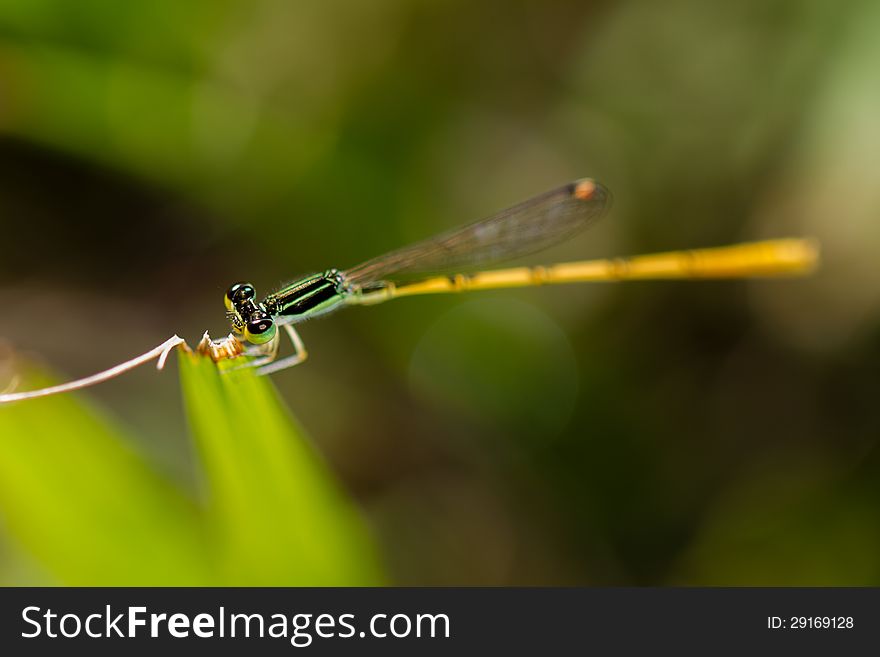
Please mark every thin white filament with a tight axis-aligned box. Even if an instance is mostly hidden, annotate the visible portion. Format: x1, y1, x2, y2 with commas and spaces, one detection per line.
0, 335, 186, 404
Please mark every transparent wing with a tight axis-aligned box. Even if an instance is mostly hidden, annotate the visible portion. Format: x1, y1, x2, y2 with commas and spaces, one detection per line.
343, 179, 611, 286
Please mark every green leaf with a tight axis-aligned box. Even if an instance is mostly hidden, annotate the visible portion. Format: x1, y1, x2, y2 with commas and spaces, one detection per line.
0, 369, 208, 585
179, 353, 385, 585
0, 353, 386, 585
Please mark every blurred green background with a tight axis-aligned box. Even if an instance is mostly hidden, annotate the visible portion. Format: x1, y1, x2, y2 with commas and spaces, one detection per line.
1, 0, 879, 585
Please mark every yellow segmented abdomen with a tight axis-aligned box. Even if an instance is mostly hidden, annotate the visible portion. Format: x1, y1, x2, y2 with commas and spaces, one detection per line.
347, 238, 819, 305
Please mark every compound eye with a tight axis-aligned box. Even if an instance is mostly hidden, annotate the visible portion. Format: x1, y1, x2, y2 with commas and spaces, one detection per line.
224, 282, 256, 311
244, 314, 276, 344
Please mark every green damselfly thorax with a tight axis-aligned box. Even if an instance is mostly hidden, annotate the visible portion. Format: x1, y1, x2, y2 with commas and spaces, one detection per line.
223, 178, 816, 375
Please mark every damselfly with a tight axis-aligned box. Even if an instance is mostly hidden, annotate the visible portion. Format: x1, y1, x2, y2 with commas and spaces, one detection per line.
224, 179, 817, 375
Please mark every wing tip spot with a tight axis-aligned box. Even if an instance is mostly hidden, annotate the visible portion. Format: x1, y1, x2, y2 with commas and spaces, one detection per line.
573, 179, 596, 201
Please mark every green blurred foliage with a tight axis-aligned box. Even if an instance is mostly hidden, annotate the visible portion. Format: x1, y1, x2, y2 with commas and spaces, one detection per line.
0, 368, 207, 585
0, 356, 384, 585
1, 0, 879, 585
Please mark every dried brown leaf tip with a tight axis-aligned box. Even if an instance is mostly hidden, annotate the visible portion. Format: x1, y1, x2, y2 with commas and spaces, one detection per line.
195, 332, 246, 362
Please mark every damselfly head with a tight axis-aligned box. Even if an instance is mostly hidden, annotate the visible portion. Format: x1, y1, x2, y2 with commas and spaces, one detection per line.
243, 310, 276, 345
224, 281, 277, 344
227, 311, 245, 333
224, 282, 256, 311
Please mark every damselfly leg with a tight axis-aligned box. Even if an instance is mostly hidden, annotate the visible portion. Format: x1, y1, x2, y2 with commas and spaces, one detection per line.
256, 324, 309, 376
225, 323, 308, 375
